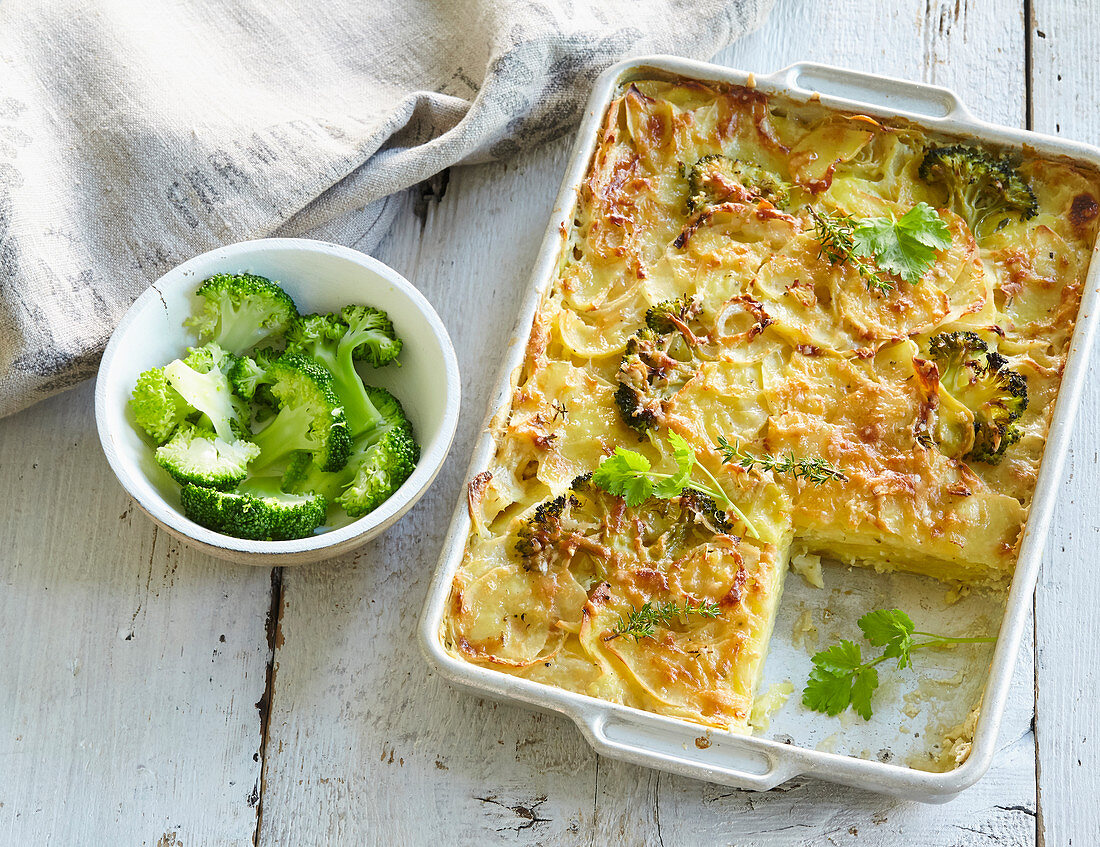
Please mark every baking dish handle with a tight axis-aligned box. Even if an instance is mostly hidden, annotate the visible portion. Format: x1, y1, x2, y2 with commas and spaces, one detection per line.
765, 62, 974, 122
578, 712, 802, 791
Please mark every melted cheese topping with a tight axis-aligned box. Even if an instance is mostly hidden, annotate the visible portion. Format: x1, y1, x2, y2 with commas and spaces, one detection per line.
443, 80, 1100, 734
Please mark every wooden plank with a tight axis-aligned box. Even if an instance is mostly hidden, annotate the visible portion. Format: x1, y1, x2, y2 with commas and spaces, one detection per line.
1028, 2, 1100, 845
0, 382, 274, 845
258, 0, 1037, 843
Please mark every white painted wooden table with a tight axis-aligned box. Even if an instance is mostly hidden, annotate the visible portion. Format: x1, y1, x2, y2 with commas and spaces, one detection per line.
2, 2, 1096, 844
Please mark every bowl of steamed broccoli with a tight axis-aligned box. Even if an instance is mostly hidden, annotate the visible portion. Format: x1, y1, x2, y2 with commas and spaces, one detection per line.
95, 238, 460, 564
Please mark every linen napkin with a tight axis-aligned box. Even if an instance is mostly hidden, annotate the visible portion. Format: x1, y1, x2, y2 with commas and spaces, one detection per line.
0, 0, 772, 417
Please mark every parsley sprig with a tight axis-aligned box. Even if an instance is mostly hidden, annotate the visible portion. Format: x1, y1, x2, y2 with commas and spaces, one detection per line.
808, 202, 952, 294
802, 609, 996, 720
592, 431, 759, 537
716, 435, 846, 485
608, 599, 721, 641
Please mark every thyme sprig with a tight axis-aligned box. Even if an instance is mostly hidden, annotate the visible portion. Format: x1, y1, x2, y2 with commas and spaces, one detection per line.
608, 599, 722, 641
716, 435, 846, 485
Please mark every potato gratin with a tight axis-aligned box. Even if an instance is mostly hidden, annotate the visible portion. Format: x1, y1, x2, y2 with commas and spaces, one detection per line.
443, 79, 1100, 734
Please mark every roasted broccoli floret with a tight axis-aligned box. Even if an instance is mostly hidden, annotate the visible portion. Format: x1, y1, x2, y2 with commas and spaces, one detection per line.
616, 330, 681, 434
925, 331, 1028, 464
283, 386, 419, 518
130, 367, 189, 443
677, 489, 734, 535
616, 297, 709, 435
514, 493, 576, 567
687, 154, 791, 212
154, 422, 260, 490
185, 273, 299, 354
180, 478, 326, 541
970, 421, 1024, 465
162, 343, 247, 442
249, 353, 351, 473
645, 294, 703, 335
917, 145, 1037, 238
284, 307, 403, 436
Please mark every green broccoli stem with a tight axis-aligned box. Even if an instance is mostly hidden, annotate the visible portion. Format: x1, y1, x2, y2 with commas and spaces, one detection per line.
302, 339, 382, 439
250, 405, 317, 471
336, 357, 382, 439
333, 332, 396, 437
164, 359, 236, 442
218, 308, 263, 355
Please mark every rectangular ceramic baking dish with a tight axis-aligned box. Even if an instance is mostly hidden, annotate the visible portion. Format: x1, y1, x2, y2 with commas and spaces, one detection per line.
418, 56, 1100, 802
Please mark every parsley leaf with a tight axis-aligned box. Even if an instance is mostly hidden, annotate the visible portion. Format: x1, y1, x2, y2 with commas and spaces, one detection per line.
654, 431, 695, 498
858, 608, 915, 669
592, 447, 654, 507
852, 202, 952, 285
803, 640, 867, 716
812, 639, 864, 674
850, 666, 879, 721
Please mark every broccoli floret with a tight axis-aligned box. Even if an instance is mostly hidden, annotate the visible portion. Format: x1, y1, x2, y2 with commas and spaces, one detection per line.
340, 305, 402, 368
155, 422, 260, 490
616, 300, 709, 434
182, 342, 238, 374
569, 472, 594, 490
227, 347, 279, 401
249, 353, 351, 473
285, 308, 403, 437
336, 425, 419, 516
918, 145, 1037, 238
283, 386, 419, 518
616, 330, 675, 434
180, 478, 326, 541
185, 273, 299, 354
515, 493, 577, 566
163, 343, 247, 442
677, 489, 734, 535
279, 449, 312, 490
130, 367, 189, 443
969, 421, 1024, 465
925, 331, 1028, 464
687, 155, 791, 212
614, 374, 657, 434
645, 295, 703, 335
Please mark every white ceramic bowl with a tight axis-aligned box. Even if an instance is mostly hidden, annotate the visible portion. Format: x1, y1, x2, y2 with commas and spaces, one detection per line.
95, 238, 461, 565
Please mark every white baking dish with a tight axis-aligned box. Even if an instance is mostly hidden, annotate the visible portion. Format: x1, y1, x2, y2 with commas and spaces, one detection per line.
418, 56, 1100, 802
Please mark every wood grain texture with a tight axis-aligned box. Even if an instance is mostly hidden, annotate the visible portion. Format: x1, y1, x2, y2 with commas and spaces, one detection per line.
0, 382, 274, 845
1029, 2, 1100, 845
256, 2, 1041, 844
